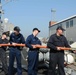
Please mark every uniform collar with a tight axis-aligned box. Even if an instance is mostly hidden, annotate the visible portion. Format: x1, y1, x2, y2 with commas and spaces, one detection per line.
13, 32, 20, 36
55, 33, 63, 37
32, 34, 36, 38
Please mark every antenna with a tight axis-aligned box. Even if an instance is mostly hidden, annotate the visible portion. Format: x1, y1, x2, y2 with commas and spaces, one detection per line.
51, 8, 56, 21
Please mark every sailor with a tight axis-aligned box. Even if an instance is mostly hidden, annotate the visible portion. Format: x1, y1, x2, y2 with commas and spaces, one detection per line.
47, 26, 70, 75
26, 28, 41, 75
0, 32, 9, 75
8, 26, 25, 75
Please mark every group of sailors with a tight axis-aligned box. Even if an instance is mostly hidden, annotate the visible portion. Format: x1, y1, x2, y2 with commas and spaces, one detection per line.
0, 26, 75, 75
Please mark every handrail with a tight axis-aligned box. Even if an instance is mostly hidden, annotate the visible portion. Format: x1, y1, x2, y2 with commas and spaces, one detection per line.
0, 44, 74, 50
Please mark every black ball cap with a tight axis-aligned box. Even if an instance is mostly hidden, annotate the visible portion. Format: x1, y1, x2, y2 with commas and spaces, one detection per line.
2, 32, 7, 36
14, 26, 20, 32
33, 28, 40, 32
56, 26, 65, 31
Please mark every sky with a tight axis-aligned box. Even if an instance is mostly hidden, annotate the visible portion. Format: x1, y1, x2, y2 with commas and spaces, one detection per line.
2, 0, 76, 38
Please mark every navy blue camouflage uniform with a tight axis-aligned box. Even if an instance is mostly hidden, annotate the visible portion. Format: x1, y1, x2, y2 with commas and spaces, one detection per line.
26, 34, 41, 75
8, 33, 25, 75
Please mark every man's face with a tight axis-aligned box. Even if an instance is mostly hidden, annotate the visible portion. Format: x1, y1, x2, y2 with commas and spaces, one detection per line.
14, 30, 19, 35
2, 34, 7, 39
33, 30, 39, 36
57, 29, 63, 35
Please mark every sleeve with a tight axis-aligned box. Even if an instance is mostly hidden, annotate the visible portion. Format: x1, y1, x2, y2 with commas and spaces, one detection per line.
5, 39, 9, 43
38, 38, 42, 45
37, 38, 42, 50
9, 34, 13, 44
64, 37, 71, 48
25, 36, 33, 49
64, 37, 73, 53
0, 38, 2, 44
21, 35, 25, 44
39, 40, 41, 45
47, 35, 57, 50
2, 39, 9, 50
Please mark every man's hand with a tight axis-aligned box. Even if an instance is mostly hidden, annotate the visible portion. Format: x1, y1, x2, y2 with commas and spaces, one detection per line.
12, 43, 17, 46
32, 45, 37, 49
73, 50, 76, 53
57, 47, 61, 51
35, 44, 41, 47
8, 43, 10, 45
32, 44, 41, 49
